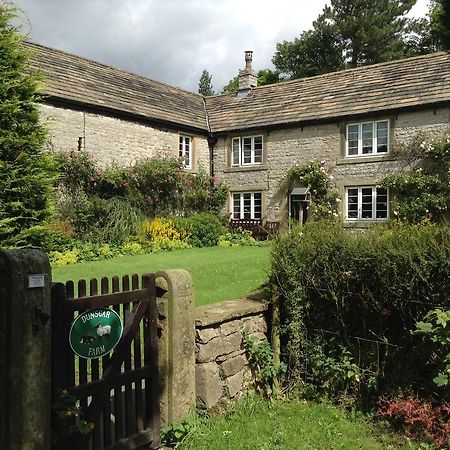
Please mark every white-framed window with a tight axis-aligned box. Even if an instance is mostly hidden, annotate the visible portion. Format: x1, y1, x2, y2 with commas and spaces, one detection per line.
179, 135, 192, 169
232, 135, 263, 166
346, 120, 389, 157
346, 186, 389, 220
232, 192, 262, 219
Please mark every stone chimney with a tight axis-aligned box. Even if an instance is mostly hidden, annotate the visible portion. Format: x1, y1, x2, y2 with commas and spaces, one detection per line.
238, 50, 257, 96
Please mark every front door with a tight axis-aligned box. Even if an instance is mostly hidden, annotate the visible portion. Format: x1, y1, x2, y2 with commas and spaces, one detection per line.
289, 187, 310, 224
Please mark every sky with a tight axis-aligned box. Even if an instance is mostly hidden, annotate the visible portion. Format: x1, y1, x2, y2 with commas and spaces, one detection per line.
14, 0, 431, 93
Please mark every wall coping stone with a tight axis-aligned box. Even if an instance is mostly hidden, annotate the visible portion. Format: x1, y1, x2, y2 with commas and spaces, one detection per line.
195, 297, 268, 328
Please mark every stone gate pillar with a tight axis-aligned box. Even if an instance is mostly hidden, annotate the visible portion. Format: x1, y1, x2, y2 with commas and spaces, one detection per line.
155, 269, 195, 425
0, 249, 52, 450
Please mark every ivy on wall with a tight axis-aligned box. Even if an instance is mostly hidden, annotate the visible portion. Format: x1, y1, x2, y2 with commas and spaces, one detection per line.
382, 134, 450, 223
276, 161, 339, 222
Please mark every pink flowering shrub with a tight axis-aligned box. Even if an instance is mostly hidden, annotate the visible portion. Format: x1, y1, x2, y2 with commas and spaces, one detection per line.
378, 395, 450, 448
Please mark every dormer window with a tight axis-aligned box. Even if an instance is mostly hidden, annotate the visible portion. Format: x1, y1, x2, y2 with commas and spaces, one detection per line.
346, 120, 389, 157
232, 135, 263, 166
179, 135, 192, 169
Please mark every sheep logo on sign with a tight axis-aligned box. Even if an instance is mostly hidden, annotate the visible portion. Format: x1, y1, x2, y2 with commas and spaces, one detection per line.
69, 308, 123, 359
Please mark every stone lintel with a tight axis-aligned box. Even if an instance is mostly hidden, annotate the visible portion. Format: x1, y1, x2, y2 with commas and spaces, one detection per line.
195, 298, 268, 328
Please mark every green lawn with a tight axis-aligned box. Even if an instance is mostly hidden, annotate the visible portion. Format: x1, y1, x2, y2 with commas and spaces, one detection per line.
174, 397, 423, 450
52, 245, 271, 306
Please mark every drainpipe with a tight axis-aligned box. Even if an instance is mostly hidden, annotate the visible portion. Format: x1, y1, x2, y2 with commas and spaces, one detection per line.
207, 134, 217, 180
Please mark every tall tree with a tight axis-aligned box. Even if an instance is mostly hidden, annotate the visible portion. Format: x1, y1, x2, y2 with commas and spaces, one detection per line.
0, 3, 57, 247
198, 69, 214, 96
273, 0, 418, 79
402, 1, 450, 55
257, 69, 283, 86
221, 76, 238, 94
273, 15, 345, 78
430, 0, 450, 50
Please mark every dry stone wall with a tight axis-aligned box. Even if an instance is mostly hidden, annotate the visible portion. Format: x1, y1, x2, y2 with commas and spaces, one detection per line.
194, 298, 268, 410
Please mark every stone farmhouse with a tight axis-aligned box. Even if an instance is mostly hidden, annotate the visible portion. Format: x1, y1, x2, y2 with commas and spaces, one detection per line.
28, 42, 450, 226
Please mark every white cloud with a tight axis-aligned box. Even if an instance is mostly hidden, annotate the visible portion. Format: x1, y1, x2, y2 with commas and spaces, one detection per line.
15, 0, 431, 93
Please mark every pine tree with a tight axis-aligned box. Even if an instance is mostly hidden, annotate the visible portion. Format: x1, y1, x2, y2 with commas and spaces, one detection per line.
198, 69, 214, 96
430, 0, 450, 50
273, 0, 417, 79
273, 15, 345, 78
0, 3, 57, 247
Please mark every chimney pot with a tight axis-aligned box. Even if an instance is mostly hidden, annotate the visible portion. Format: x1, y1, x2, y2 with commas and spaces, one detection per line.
238, 50, 257, 95
245, 51, 253, 70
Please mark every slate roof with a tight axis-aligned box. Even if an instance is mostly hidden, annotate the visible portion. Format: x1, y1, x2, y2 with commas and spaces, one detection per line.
205, 51, 450, 133
26, 42, 209, 133
27, 42, 450, 135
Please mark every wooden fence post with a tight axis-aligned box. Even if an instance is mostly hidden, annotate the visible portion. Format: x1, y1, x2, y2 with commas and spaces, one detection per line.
0, 249, 52, 449
155, 269, 195, 425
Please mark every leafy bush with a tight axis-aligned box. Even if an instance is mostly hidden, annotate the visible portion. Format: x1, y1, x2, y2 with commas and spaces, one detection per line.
296, 336, 373, 406
382, 134, 450, 223
183, 169, 228, 215
218, 230, 259, 247
378, 395, 450, 448
128, 156, 185, 216
137, 217, 190, 251
122, 241, 145, 255
92, 197, 144, 244
52, 153, 228, 252
243, 329, 286, 398
270, 221, 450, 405
415, 308, 450, 388
50, 249, 79, 267
52, 390, 93, 446
175, 213, 225, 247
56, 194, 144, 245
55, 151, 100, 196
49, 242, 124, 267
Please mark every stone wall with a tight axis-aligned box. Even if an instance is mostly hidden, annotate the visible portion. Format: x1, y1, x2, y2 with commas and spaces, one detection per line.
194, 298, 268, 410
40, 104, 210, 171
214, 107, 450, 221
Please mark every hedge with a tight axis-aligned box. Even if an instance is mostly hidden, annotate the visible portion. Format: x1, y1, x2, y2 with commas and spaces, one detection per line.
271, 221, 450, 405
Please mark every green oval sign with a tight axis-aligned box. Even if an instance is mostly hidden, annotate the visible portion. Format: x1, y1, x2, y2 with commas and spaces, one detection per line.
69, 308, 123, 359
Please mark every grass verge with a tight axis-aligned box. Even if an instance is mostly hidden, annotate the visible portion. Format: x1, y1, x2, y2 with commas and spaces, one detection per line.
173, 396, 425, 450
52, 245, 271, 306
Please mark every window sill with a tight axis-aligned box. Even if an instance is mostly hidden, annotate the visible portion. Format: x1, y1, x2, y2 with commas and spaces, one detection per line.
337, 155, 396, 165
224, 165, 268, 173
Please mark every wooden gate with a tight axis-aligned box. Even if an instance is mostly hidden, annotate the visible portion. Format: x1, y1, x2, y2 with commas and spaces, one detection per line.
51, 273, 160, 450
